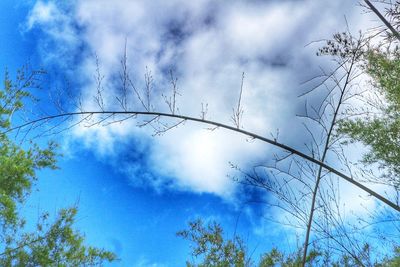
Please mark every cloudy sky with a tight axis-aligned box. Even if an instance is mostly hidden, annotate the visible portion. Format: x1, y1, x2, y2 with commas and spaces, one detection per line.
1, 0, 389, 266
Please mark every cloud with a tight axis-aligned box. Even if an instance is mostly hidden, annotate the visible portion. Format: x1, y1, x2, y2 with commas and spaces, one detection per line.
26, 1, 58, 29
26, 1, 82, 65
134, 257, 167, 267
25, 0, 386, 212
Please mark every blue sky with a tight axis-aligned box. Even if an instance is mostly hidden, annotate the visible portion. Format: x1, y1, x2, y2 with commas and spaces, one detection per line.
1, 2, 277, 265
1, 0, 396, 266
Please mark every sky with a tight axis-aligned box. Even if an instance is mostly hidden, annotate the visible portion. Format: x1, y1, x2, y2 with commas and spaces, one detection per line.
0, 0, 394, 266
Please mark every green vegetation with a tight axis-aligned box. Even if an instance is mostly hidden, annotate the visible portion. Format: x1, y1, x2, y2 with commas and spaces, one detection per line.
177, 219, 322, 267
179, 219, 400, 267
339, 50, 400, 182
0, 68, 116, 266
177, 219, 248, 267
179, 5, 400, 266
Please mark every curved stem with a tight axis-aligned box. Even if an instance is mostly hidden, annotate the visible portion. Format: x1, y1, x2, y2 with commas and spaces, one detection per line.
2, 110, 399, 213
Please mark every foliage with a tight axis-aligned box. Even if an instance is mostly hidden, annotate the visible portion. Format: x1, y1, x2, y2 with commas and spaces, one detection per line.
0, 67, 116, 265
177, 219, 249, 267
178, 219, 323, 267
0, 67, 57, 236
0, 208, 116, 267
338, 50, 400, 181
179, 219, 400, 267
259, 248, 320, 267
381, 247, 400, 266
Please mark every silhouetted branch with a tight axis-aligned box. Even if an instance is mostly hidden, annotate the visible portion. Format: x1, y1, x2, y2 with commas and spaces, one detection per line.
2, 109, 399, 214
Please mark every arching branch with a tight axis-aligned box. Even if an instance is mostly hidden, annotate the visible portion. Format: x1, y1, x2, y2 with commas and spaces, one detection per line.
3, 110, 400, 213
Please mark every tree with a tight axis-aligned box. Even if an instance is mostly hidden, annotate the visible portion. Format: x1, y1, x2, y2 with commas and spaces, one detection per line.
339, 49, 400, 185
0, 66, 116, 265
0, 208, 116, 266
5, 1, 400, 266
179, 219, 400, 267
177, 219, 249, 267
335, 1, 400, 188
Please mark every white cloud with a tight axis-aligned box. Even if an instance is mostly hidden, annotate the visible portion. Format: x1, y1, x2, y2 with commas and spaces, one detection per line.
26, 1, 81, 65
27, 1, 58, 29
134, 257, 167, 267
26, 0, 387, 214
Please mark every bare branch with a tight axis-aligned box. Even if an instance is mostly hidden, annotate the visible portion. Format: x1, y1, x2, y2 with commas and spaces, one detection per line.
2, 109, 399, 214
232, 72, 245, 129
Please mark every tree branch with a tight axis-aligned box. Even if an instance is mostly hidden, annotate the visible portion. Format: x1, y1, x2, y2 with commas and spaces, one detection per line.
364, 0, 400, 41
2, 110, 399, 213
